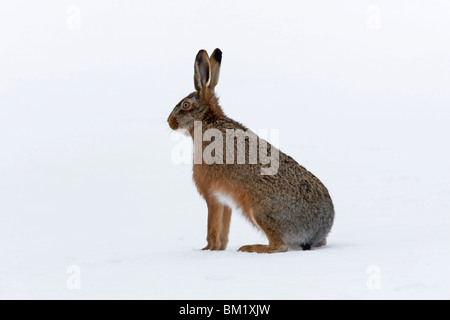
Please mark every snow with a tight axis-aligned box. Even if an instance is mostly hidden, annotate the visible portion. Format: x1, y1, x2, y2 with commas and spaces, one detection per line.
1, 1, 450, 299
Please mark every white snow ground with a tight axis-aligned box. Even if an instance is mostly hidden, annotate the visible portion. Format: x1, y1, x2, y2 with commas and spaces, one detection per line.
1, 1, 450, 299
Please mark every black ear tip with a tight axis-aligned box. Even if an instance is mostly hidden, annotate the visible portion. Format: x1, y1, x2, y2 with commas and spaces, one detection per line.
213, 48, 222, 63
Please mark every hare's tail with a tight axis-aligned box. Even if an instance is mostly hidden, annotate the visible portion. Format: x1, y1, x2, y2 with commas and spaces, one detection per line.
300, 238, 327, 251
301, 243, 312, 251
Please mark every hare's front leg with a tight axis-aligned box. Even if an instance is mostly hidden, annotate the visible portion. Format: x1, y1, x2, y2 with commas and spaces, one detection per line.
202, 197, 227, 251
219, 205, 232, 250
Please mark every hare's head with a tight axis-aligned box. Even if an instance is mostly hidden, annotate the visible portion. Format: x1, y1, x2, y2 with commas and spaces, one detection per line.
168, 49, 224, 132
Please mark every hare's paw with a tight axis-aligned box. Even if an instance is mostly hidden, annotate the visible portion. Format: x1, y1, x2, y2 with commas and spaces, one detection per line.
202, 242, 225, 251
238, 244, 288, 254
238, 244, 265, 253
315, 238, 327, 247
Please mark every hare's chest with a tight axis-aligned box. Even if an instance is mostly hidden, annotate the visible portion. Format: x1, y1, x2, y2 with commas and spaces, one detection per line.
213, 191, 238, 209
192, 163, 214, 196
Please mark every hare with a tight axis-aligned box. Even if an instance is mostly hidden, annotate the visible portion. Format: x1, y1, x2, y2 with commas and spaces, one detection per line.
167, 48, 334, 253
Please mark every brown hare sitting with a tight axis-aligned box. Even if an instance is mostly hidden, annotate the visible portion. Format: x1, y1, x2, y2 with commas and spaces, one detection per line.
168, 48, 334, 253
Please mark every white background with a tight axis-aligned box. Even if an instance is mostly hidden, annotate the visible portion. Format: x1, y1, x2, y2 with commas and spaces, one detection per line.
1, 0, 449, 299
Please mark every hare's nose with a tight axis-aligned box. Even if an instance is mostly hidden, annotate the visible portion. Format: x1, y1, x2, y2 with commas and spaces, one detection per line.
168, 115, 178, 130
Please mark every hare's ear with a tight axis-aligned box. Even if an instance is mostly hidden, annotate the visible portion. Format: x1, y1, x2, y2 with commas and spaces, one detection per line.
194, 50, 211, 91
209, 48, 222, 91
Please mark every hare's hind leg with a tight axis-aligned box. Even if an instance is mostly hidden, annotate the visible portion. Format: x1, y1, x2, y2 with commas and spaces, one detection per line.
314, 238, 327, 248
238, 243, 288, 253
238, 213, 288, 254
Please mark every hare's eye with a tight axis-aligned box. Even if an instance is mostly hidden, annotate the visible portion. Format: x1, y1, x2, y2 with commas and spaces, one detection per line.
182, 101, 191, 110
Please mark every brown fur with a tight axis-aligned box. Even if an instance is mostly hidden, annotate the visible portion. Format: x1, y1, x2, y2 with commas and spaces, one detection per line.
168, 49, 335, 253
